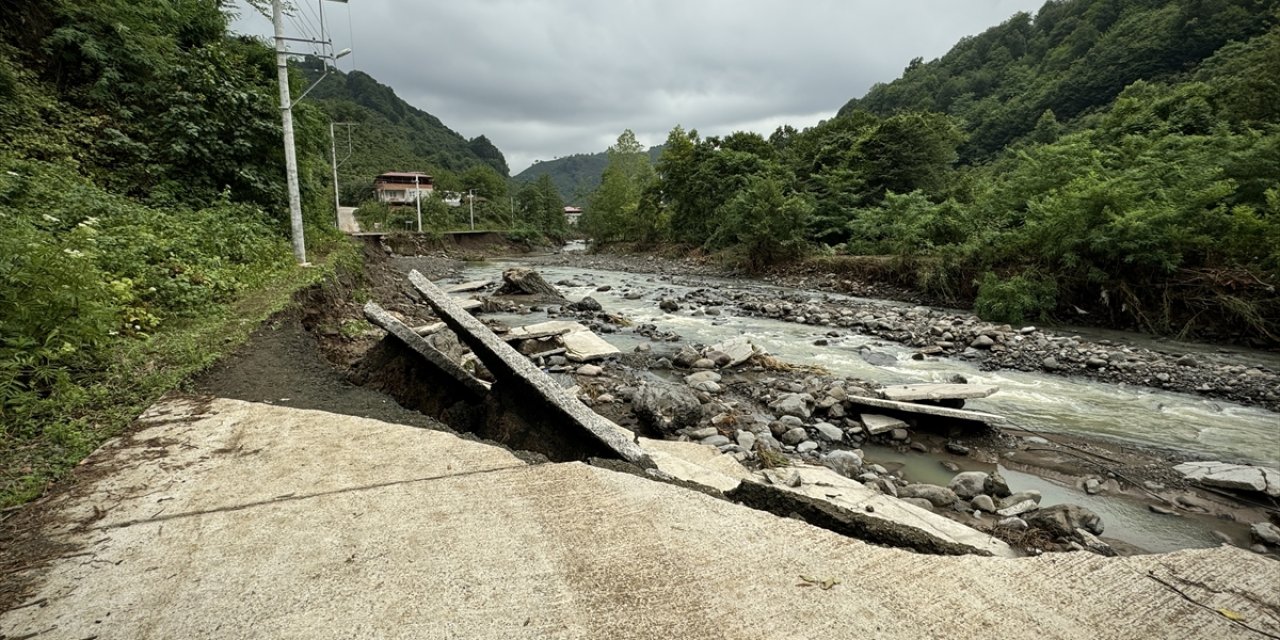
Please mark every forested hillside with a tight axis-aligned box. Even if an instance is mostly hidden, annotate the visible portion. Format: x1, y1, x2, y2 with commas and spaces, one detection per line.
584, 0, 1280, 346
839, 0, 1278, 160
0, 0, 345, 505
300, 60, 511, 204
513, 145, 663, 202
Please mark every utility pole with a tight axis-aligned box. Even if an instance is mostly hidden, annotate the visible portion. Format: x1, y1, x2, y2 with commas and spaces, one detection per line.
273, 0, 307, 265
468, 189, 475, 230
329, 122, 355, 230
272, 0, 352, 261
414, 174, 422, 232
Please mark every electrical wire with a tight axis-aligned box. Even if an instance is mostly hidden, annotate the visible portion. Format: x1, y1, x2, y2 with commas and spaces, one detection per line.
345, 1, 357, 70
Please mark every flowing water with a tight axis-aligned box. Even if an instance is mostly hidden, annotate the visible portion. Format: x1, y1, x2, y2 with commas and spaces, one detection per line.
444, 260, 1279, 551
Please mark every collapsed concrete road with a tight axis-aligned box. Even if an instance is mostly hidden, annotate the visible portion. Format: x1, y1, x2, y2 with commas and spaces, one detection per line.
4, 396, 1278, 639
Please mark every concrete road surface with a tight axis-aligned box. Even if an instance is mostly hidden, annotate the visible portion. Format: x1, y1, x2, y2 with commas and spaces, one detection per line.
3, 397, 1277, 639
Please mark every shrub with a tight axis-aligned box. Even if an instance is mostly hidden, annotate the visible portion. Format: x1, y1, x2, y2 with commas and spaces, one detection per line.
973, 272, 1057, 325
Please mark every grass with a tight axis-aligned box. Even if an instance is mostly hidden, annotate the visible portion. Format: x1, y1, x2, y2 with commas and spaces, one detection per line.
0, 239, 362, 509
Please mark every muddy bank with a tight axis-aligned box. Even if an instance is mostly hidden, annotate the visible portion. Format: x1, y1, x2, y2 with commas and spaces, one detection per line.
526, 250, 1280, 413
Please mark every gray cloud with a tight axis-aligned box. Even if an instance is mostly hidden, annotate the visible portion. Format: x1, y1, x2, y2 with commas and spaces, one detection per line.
234, 0, 1044, 173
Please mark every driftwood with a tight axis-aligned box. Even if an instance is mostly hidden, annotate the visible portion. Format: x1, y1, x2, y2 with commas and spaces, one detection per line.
495, 267, 566, 300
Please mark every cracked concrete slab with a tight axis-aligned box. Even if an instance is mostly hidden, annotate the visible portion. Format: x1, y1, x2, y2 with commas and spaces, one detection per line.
3, 397, 1278, 640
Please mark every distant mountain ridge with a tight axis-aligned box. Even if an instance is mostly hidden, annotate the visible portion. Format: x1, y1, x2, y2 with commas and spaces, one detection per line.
513, 145, 663, 202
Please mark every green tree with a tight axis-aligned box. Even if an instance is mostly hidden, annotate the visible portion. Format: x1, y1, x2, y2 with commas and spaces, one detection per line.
583, 129, 657, 242
709, 174, 813, 271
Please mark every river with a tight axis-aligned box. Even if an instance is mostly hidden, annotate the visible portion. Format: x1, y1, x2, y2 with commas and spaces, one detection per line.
447, 259, 1279, 552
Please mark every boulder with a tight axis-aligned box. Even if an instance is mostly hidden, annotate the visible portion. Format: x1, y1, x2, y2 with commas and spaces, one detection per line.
575, 364, 603, 377
1000, 490, 1042, 509
684, 371, 722, 385
813, 421, 843, 442
947, 471, 990, 500
898, 484, 959, 508
796, 441, 819, 454
690, 380, 721, 393
901, 497, 935, 511
996, 500, 1039, 517
985, 472, 1012, 498
822, 449, 864, 478
569, 296, 603, 312
1252, 522, 1280, 546
771, 393, 815, 419
673, 346, 701, 368
970, 495, 997, 513
632, 383, 702, 434
780, 428, 807, 446
1025, 504, 1104, 537
736, 430, 757, 452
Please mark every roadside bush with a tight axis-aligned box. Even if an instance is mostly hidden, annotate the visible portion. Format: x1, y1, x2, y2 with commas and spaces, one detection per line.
973, 272, 1058, 325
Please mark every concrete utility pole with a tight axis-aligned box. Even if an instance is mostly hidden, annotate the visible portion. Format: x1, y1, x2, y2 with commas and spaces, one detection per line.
329, 122, 356, 229
468, 189, 475, 230
273, 0, 307, 265
414, 174, 423, 232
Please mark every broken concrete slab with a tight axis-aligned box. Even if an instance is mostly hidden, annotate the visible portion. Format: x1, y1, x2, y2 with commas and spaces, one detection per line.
504, 320, 584, 341
880, 383, 999, 403
562, 329, 622, 362
443, 279, 493, 294
862, 413, 908, 435
1174, 461, 1280, 497
452, 297, 483, 312
363, 302, 490, 398
734, 465, 1017, 558
708, 336, 762, 367
638, 437, 752, 494
847, 394, 1008, 425
409, 270, 650, 467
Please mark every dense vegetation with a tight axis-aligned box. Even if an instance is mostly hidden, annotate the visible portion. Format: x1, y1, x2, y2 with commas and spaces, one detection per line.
513, 145, 663, 203
584, 0, 1280, 345
0, 0, 357, 505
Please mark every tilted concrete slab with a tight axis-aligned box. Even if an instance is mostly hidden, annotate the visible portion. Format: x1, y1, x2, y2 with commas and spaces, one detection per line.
848, 393, 1008, 425
635, 439, 1015, 557
504, 320, 583, 341
862, 412, 908, 435
880, 383, 999, 402
5, 397, 1279, 640
749, 465, 1016, 558
561, 330, 621, 362
638, 437, 753, 493
363, 302, 490, 397
410, 270, 650, 467
452, 297, 483, 312
444, 279, 493, 293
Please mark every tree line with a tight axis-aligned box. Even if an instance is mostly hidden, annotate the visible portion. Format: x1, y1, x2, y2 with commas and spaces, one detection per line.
583, 3, 1280, 344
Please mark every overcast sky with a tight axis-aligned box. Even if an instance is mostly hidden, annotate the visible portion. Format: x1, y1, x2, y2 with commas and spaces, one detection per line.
232, 1, 1044, 174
